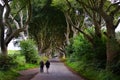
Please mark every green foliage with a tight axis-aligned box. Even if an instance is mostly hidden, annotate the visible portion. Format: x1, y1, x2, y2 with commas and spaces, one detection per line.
11, 0, 30, 19
85, 27, 107, 68
65, 39, 74, 57
66, 34, 94, 63
0, 50, 26, 71
92, 36, 106, 69
29, 1, 66, 50
52, 0, 68, 11
15, 63, 38, 71
0, 51, 38, 80
20, 39, 40, 64
65, 32, 110, 80
0, 62, 38, 80
66, 61, 120, 80
0, 55, 18, 71
52, 0, 80, 11
33, 0, 52, 8
0, 70, 19, 80
10, 53, 26, 66
8, 51, 26, 66
66, 32, 107, 68
96, 71, 120, 80
8, 50, 20, 54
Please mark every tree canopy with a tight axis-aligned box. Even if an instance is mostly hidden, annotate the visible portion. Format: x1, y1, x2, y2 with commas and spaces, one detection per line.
29, 0, 66, 54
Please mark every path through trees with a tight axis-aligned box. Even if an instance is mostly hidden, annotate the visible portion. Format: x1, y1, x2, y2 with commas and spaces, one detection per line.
17, 58, 85, 80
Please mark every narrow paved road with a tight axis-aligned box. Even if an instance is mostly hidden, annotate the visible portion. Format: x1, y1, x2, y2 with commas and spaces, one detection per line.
31, 61, 85, 80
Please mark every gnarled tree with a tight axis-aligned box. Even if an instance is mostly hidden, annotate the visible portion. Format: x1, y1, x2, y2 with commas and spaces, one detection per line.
76, 0, 120, 71
0, 0, 31, 55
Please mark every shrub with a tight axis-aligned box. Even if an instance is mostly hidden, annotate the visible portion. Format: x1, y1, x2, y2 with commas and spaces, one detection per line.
65, 39, 74, 57
0, 70, 19, 80
0, 55, 18, 70
66, 33, 107, 69
9, 53, 26, 66
20, 39, 40, 64
66, 34, 94, 63
65, 30, 119, 80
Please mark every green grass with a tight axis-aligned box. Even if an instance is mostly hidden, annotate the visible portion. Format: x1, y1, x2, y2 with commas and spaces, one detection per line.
0, 63, 39, 80
8, 50, 20, 54
66, 61, 120, 80
0, 70, 19, 80
16, 63, 39, 71
0, 50, 39, 80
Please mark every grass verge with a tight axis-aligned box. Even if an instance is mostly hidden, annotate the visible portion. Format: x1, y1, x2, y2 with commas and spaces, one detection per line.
66, 61, 120, 80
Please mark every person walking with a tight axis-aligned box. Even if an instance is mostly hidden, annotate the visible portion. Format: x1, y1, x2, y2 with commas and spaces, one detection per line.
45, 60, 50, 73
40, 60, 44, 73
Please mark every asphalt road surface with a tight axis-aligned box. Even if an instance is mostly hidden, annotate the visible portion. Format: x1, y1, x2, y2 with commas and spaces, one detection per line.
31, 62, 85, 80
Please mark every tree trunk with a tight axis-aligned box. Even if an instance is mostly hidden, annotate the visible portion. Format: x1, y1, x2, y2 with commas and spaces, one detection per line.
64, 12, 70, 45
38, 45, 42, 55
106, 23, 120, 71
0, 25, 8, 55
72, 26, 78, 37
1, 44, 8, 56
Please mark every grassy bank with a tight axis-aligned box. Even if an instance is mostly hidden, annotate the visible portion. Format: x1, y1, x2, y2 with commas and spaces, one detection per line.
0, 50, 39, 80
0, 63, 39, 80
66, 61, 120, 80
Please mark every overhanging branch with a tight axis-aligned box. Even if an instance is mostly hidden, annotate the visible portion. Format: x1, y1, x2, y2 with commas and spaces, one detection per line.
115, 19, 120, 28
5, 27, 26, 45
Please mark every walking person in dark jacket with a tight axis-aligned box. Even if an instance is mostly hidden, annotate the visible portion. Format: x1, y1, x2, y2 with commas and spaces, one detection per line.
45, 60, 50, 73
40, 60, 44, 73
